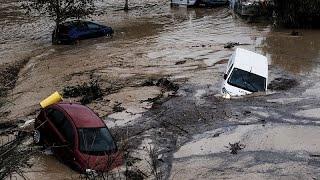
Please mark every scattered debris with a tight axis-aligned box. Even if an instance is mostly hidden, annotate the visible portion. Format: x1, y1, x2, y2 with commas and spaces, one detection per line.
310, 154, 320, 158
224, 42, 250, 49
0, 129, 36, 179
145, 145, 163, 180
113, 103, 125, 112
243, 110, 251, 116
126, 156, 142, 167
142, 78, 179, 92
175, 60, 186, 65
290, 30, 302, 36
156, 78, 179, 92
213, 132, 222, 137
0, 121, 17, 131
124, 170, 145, 180
224, 42, 240, 48
63, 80, 103, 104
213, 59, 229, 66
225, 142, 245, 154
191, 44, 212, 48
268, 78, 299, 91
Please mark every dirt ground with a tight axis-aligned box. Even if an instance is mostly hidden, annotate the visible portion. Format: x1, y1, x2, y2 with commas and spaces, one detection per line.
1, 0, 320, 179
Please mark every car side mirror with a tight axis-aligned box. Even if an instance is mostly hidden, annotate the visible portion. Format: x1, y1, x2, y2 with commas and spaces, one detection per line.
224, 74, 228, 80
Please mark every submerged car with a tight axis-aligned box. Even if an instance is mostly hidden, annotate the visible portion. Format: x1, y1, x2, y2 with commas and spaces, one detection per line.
34, 102, 122, 172
221, 48, 268, 97
52, 20, 114, 44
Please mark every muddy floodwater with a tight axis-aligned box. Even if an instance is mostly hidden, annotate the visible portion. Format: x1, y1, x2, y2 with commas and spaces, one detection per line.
1, 0, 320, 179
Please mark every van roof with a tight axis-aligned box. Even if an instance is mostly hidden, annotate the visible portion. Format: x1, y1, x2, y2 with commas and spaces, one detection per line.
233, 48, 268, 78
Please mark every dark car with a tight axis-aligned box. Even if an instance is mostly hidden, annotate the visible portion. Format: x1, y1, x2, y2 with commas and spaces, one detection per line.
34, 102, 122, 172
52, 20, 114, 44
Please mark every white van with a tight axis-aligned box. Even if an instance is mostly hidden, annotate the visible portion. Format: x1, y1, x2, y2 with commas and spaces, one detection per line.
221, 48, 268, 97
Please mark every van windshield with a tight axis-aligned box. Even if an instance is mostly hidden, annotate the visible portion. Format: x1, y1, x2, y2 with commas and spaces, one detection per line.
228, 68, 266, 92
78, 128, 116, 155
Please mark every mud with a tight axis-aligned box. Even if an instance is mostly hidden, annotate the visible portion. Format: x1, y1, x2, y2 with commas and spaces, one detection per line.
268, 77, 299, 91
0, 59, 28, 96
1, 0, 320, 179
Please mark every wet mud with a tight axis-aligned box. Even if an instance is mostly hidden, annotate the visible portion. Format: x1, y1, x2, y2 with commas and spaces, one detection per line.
268, 77, 299, 91
1, 0, 320, 179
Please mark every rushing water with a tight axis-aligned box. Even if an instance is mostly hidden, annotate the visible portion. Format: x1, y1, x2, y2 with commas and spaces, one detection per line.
1, 0, 320, 179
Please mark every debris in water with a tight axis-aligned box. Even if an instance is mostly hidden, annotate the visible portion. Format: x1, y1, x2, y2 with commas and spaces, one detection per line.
224, 42, 239, 48
156, 78, 179, 92
175, 60, 186, 65
113, 103, 125, 112
63, 80, 103, 104
290, 30, 302, 36
0, 130, 36, 179
224, 42, 250, 49
225, 142, 245, 154
243, 111, 251, 116
268, 78, 298, 91
124, 169, 145, 180
310, 154, 320, 158
142, 78, 179, 92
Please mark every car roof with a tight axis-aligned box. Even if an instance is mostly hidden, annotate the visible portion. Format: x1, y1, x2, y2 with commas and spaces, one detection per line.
233, 48, 268, 78
54, 102, 105, 128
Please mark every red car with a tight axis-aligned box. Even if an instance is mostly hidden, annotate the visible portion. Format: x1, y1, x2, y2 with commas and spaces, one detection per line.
34, 102, 123, 172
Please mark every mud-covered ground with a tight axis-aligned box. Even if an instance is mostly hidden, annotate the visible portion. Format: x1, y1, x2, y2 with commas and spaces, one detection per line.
1, 0, 320, 179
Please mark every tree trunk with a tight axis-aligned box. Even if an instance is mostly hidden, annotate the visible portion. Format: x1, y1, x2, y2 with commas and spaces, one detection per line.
124, 0, 128, 11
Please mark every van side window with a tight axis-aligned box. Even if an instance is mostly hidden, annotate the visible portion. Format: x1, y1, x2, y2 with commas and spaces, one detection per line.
46, 109, 74, 145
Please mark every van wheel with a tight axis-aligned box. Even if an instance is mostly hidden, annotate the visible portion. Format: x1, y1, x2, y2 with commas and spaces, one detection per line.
33, 130, 42, 144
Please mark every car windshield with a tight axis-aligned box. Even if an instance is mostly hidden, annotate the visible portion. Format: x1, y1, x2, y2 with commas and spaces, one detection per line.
227, 68, 266, 92
78, 128, 116, 155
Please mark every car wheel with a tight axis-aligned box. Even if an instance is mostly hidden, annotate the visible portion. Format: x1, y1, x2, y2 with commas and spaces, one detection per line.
33, 130, 42, 144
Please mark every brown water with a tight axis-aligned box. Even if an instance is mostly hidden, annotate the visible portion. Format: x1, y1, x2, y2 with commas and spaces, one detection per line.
1, 0, 320, 179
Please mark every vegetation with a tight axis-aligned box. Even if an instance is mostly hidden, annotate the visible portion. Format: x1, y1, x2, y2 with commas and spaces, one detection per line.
22, 0, 102, 26
274, 0, 320, 27
124, 0, 129, 11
